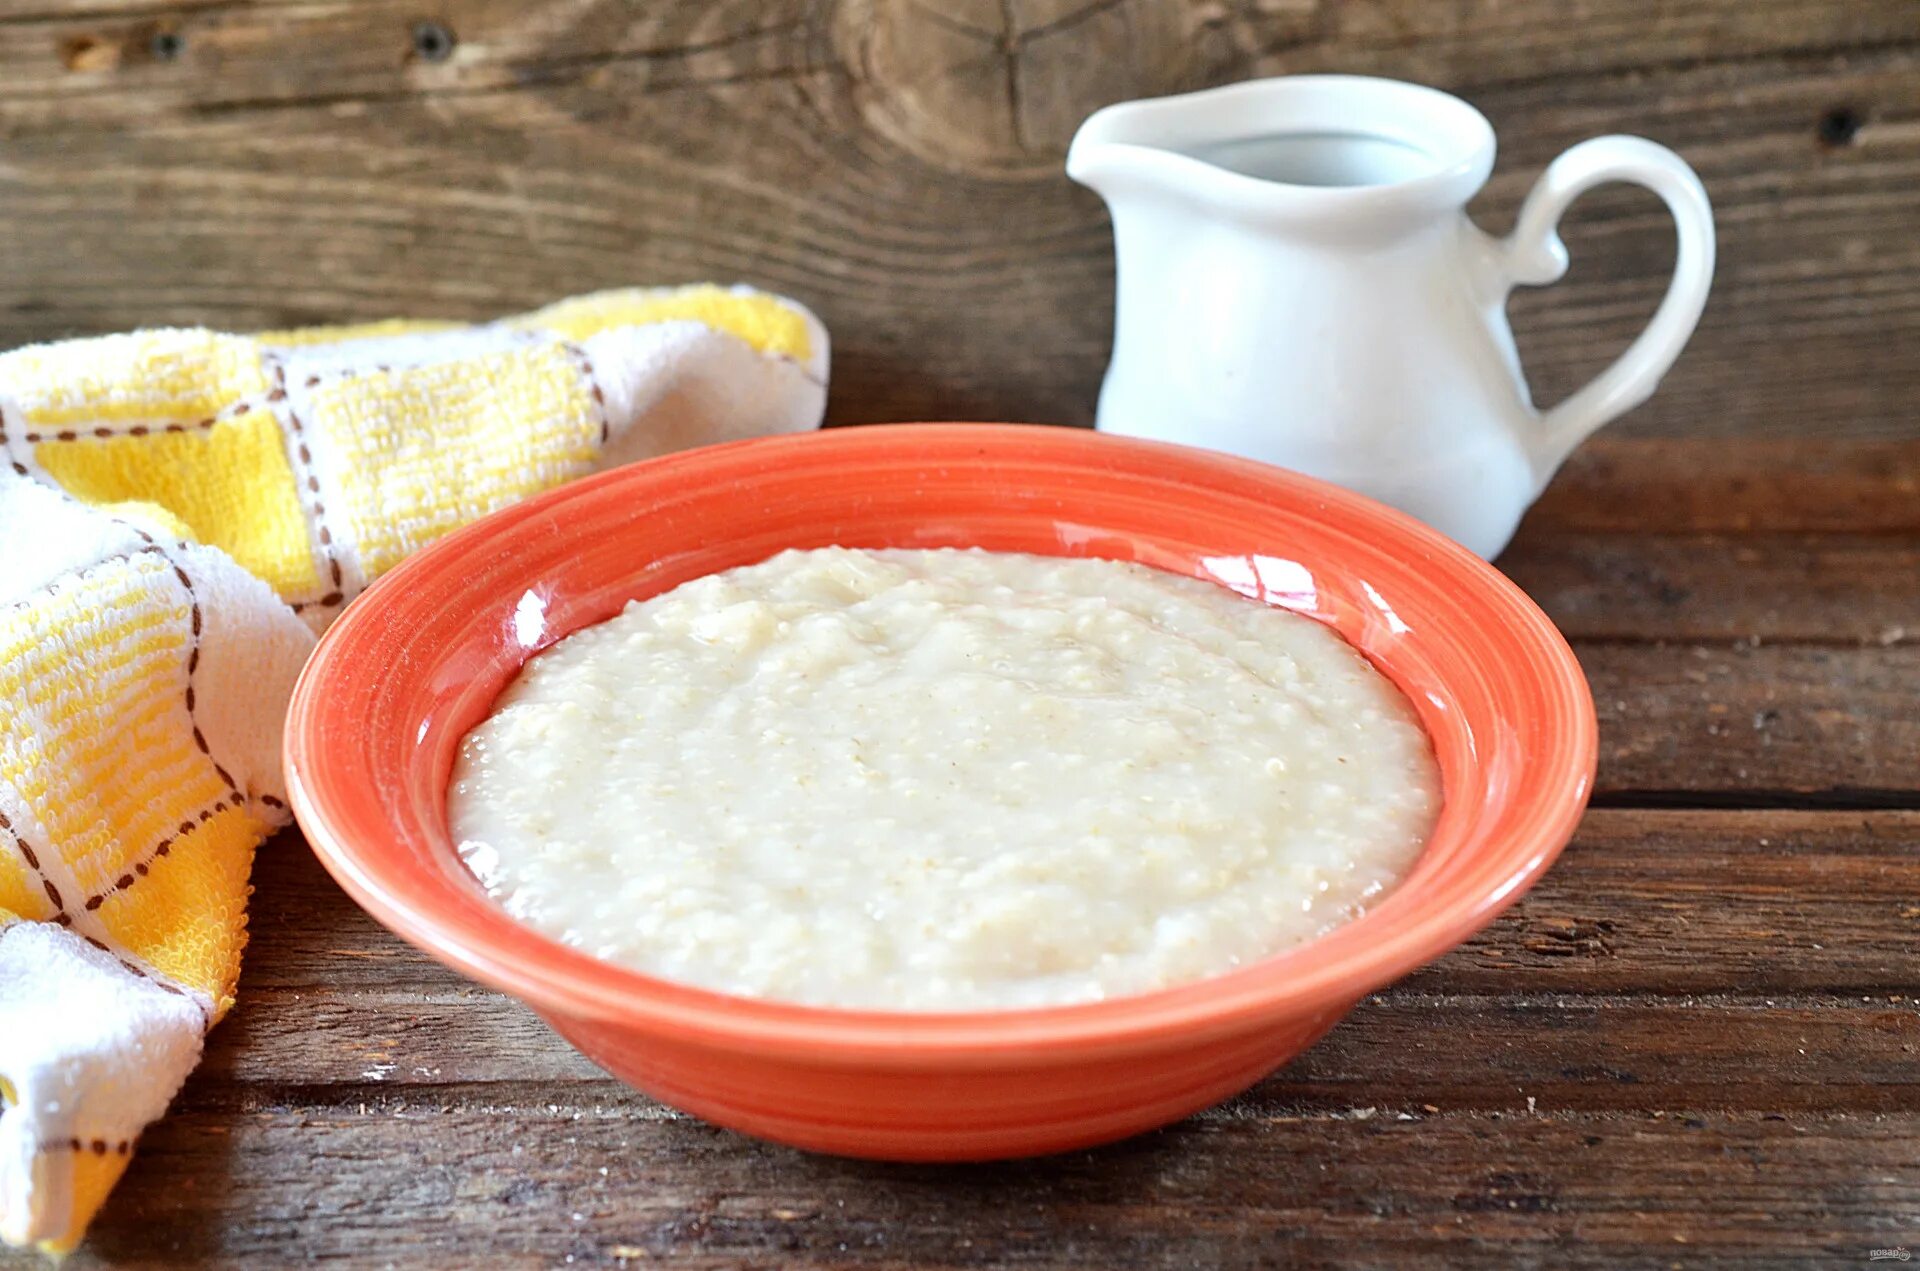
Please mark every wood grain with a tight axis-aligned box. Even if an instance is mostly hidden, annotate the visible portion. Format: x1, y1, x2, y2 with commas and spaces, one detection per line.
1522, 438, 1920, 537
1408, 811, 1920, 997
193, 987, 1920, 1116
1580, 643, 1920, 798
58, 1108, 1920, 1269
1257, 993, 1919, 1114
0, 1, 1916, 443
1504, 533, 1920, 643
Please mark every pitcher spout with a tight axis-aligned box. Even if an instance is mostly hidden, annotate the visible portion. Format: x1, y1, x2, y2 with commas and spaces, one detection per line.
1068, 77, 1496, 236
1065, 95, 1232, 206
1064, 98, 1196, 199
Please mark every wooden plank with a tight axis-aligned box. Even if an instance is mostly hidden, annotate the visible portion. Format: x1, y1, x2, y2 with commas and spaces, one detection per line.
1408, 811, 1920, 997
189, 982, 1920, 1116
243, 811, 1920, 999
1580, 643, 1920, 798
58, 1105, 1920, 1267
0, 4, 1916, 442
1503, 532, 1920, 643
0, 1, 820, 114
1523, 438, 1920, 536
4, 1, 1911, 129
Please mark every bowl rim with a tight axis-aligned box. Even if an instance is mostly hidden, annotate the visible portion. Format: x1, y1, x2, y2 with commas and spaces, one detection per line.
286, 423, 1597, 1063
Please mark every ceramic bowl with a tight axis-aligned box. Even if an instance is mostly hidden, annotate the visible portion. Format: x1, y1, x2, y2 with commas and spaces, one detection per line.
285, 423, 1596, 1160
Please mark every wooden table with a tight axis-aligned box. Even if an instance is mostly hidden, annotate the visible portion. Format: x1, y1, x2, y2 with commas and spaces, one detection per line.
3, 2, 1917, 1266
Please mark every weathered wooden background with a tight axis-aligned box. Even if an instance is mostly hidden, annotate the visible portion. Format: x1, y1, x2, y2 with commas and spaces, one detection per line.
2, 1, 1917, 1267
1, 0, 1917, 439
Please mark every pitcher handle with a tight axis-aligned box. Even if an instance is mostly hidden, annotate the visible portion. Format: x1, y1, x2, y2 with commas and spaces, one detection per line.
1496, 136, 1715, 480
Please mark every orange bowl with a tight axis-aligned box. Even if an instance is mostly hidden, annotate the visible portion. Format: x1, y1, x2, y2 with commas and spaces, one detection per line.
285, 423, 1595, 1160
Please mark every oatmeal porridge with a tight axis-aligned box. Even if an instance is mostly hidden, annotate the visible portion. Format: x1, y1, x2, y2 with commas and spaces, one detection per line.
448, 547, 1440, 1010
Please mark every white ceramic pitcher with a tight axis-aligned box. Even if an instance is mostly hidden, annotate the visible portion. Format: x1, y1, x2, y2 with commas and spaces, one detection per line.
1067, 75, 1714, 558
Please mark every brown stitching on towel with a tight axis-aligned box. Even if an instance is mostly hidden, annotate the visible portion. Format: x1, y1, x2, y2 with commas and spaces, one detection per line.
0, 797, 216, 1026
0, 799, 71, 927
5, 366, 354, 620
562, 342, 612, 446
0, 811, 35, 871
78, 932, 202, 1015
290, 591, 345, 614
82, 796, 232, 910
265, 356, 349, 617
131, 529, 245, 806
21, 395, 271, 445
0, 545, 171, 623
36, 1138, 132, 1156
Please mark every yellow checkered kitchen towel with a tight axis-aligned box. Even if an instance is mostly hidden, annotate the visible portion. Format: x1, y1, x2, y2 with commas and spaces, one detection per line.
0, 284, 829, 1252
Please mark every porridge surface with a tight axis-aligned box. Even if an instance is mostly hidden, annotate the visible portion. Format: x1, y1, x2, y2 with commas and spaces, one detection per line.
449, 547, 1440, 1010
